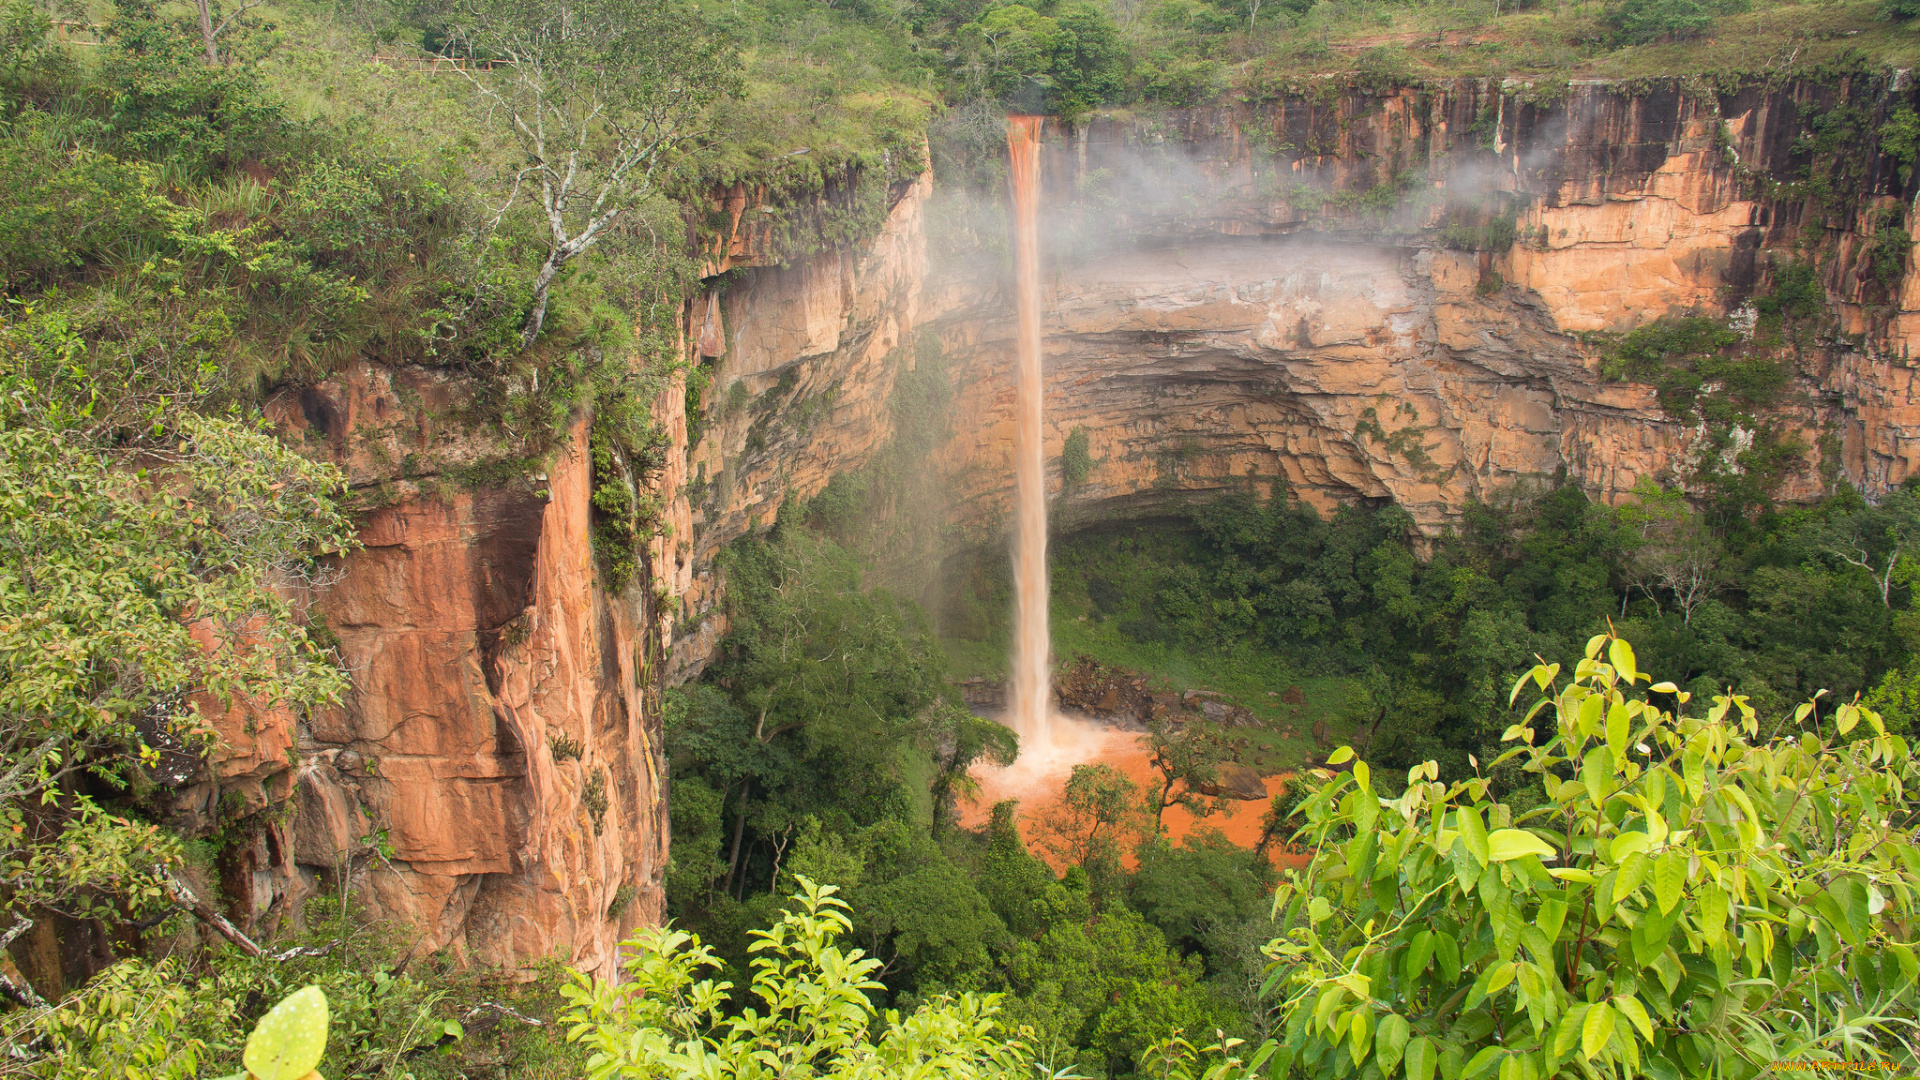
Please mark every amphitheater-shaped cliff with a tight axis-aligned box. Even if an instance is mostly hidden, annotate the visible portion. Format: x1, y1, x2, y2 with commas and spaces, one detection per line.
672, 74, 1920, 618
180, 72, 1920, 979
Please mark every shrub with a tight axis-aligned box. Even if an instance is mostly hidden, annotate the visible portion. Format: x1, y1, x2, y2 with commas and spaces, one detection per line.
1062, 426, 1093, 485
1601, 0, 1717, 45
560, 878, 1035, 1079
1258, 634, 1920, 1077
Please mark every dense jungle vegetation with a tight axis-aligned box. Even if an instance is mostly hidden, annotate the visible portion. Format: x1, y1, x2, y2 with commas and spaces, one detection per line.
0, 0, 1918, 1071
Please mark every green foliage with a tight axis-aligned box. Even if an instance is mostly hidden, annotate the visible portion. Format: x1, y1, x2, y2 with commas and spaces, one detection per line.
1601, 315, 1740, 387
10, 898, 575, 1079
1062, 426, 1093, 486
241, 985, 330, 1080
0, 409, 355, 925
1756, 260, 1827, 323
1262, 633, 1920, 1075
446, 0, 739, 348
1601, 313, 1800, 515
1601, 0, 1727, 45
25, 959, 219, 1080
1437, 195, 1522, 253
1882, 106, 1920, 184
1871, 223, 1913, 296
589, 418, 667, 594
949, 2, 1125, 117
1141, 719, 1234, 827
666, 526, 959, 925
560, 879, 1035, 1080
1002, 886, 1234, 1078
1033, 763, 1150, 901
1129, 831, 1276, 960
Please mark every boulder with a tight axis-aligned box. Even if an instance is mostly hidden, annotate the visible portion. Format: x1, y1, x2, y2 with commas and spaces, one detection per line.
1195, 763, 1269, 801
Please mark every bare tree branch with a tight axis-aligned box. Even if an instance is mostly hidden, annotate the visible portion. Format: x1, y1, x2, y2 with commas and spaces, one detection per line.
449, 0, 739, 351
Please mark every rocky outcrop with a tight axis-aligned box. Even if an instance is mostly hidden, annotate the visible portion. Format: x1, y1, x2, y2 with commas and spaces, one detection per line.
1193, 763, 1270, 802
168, 368, 668, 980
660, 171, 935, 679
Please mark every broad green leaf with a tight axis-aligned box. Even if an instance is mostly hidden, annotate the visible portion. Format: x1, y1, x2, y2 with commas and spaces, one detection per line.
1699, 884, 1728, 944
1457, 806, 1490, 866
1608, 832, 1651, 863
1517, 962, 1543, 1002
1436, 933, 1462, 985
1536, 896, 1568, 942
1377, 1013, 1411, 1075
1606, 702, 1629, 762
243, 986, 329, 1080
1653, 851, 1684, 914
1487, 829, 1557, 862
1407, 930, 1436, 983
1463, 1046, 1503, 1079
1349, 1005, 1372, 1065
1580, 1002, 1616, 1062
1510, 671, 1533, 707
1608, 638, 1638, 684
1547, 868, 1597, 884
1893, 942, 1919, 989
1553, 1004, 1588, 1060
1355, 760, 1372, 793
1485, 961, 1518, 996
1611, 851, 1648, 906
1837, 703, 1858, 735
1314, 986, 1345, 1032
1406, 1036, 1438, 1080
1327, 745, 1355, 765
1582, 747, 1613, 807
1577, 694, 1604, 739
1613, 995, 1655, 1042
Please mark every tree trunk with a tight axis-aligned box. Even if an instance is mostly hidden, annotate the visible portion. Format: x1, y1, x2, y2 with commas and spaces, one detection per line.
195, 0, 220, 64
520, 254, 563, 351
724, 780, 751, 895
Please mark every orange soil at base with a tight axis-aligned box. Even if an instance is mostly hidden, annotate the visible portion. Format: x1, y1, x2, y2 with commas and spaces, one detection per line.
958, 714, 1313, 873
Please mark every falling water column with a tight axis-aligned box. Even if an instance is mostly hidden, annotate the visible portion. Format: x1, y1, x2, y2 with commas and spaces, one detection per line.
1006, 115, 1051, 752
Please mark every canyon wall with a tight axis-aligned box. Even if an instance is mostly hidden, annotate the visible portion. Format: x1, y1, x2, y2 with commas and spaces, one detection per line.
154, 367, 669, 982
156, 74, 1920, 977
664, 75, 1920, 673
919, 78, 1920, 535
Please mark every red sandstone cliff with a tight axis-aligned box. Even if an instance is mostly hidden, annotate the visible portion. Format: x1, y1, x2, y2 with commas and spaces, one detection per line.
170, 75, 1920, 977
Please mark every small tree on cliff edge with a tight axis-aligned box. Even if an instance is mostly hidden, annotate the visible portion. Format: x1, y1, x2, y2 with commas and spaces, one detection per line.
448, 0, 739, 351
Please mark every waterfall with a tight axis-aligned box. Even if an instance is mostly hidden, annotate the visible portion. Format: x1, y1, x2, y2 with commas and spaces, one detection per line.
1007, 115, 1051, 755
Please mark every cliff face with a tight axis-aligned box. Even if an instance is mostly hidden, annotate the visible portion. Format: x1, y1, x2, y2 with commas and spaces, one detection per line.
659, 172, 934, 679
174, 75, 1920, 976
910, 79, 1920, 533
661, 74, 1920, 660
166, 366, 668, 981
